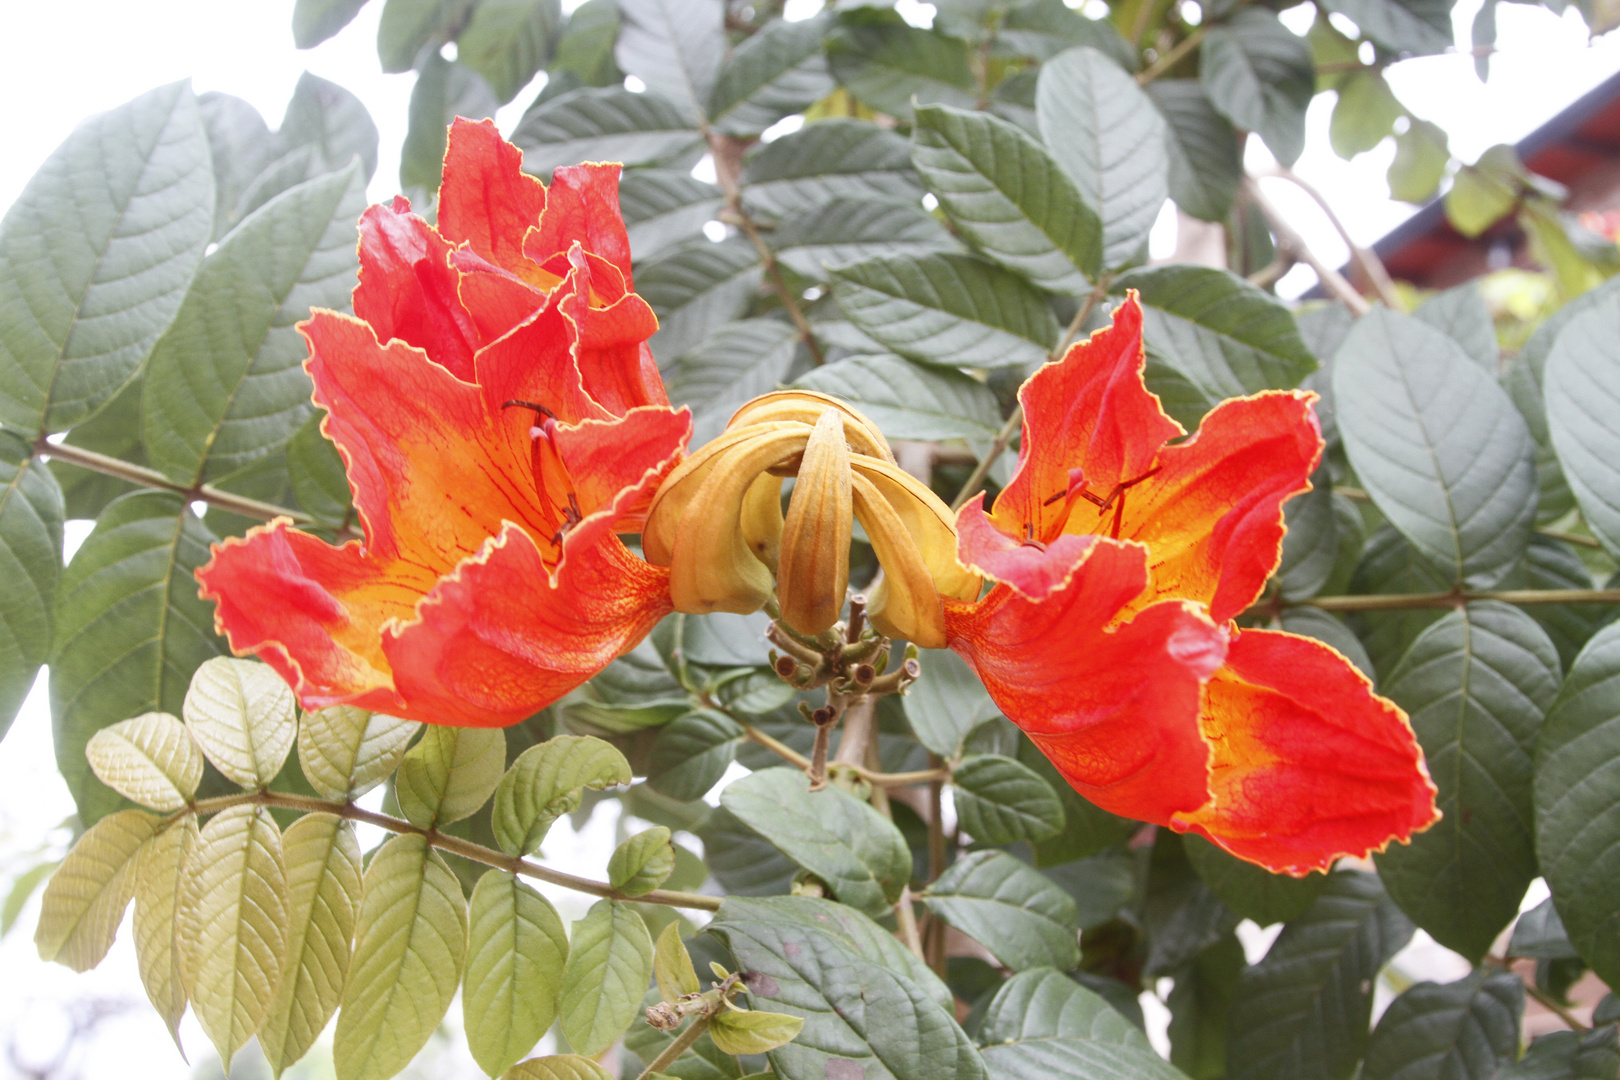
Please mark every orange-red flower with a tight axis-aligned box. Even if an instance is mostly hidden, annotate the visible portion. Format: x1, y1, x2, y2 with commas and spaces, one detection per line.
196, 119, 689, 728
945, 295, 1439, 874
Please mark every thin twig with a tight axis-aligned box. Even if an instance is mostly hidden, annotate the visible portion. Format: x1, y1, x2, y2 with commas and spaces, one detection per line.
1267, 167, 1401, 309
1484, 954, 1591, 1032
895, 886, 926, 961
184, 790, 722, 911
637, 1016, 713, 1079
1137, 24, 1207, 84
739, 720, 946, 787
1256, 588, 1620, 615
1242, 177, 1371, 316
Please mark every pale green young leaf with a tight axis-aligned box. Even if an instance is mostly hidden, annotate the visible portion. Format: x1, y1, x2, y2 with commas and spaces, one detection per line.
510, 86, 703, 179
260, 814, 362, 1078
709, 1008, 805, 1056
297, 705, 420, 801
491, 735, 631, 856
1329, 71, 1402, 159
609, 826, 676, 897
35, 809, 160, 971
0, 82, 213, 432
178, 804, 289, 1068
85, 711, 203, 812
923, 850, 1080, 971
0, 433, 63, 741
134, 817, 196, 1044
503, 1056, 615, 1080
183, 656, 297, 789
654, 921, 700, 1002
464, 870, 569, 1078
395, 725, 505, 829
1388, 119, 1450, 204
951, 754, 1065, 845
558, 899, 654, 1057
335, 834, 469, 1080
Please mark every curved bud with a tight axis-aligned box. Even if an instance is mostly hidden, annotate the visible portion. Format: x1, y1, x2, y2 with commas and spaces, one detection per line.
851, 470, 949, 648
643, 421, 801, 565
728, 391, 895, 463
777, 409, 853, 636
739, 473, 785, 571
851, 456, 982, 603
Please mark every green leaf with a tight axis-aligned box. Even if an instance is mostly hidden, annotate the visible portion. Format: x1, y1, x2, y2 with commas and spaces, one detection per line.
0, 81, 213, 432
698, 806, 798, 896
400, 55, 501, 192
511, 86, 702, 179
1374, 601, 1559, 960
1500, 1027, 1620, 1080
640, 236, 763, 365
709, 1008, 806, 1056
1036, 46, 1167, 269
1332, 308, 1537, 588
1501, 536, 1614, 670
286, 412, 353, 526
1168, 934, 1244, 1080
35, 808, 160, 970
199, 93, 276, 243
924, 850, 1080, 971
666, 318, 802, 447
558, 899, 654, 1057
260, 813, 363, 1078
706, 895, 985, 1080
1018, 737, 1137, 866
826, 14, 978, 120
1544, 304, 1620, 558
610, 826, 677, 896
615, 0, 724, 121
995, 0, 1138, 68
648, 709, 743, 802
741, 119, 923, 221
183, 657, 298, 789
458, 0, 561, 103
1415, 282, 1498, 373
794, 354, 1002, 442
505, 1057, 616, 1080
395, 726, 506, 829
335, 834, 469, 1080
1226, 870, 1415, 1080
1280, 607, 1375, 678
1509, 896, 1580, 960
49, 491, 224, 822
1114, 265, 1316, 399
0, 435, 62, 739
178, 804, 289, 1067
709, 14, 835, 137
1445, 145, 1524, 239
143, 165, 365, 486
550, 0, 621, 86
1147, 80, 1242, 224
492, 735, 632, 855
1277, 475, 1363, 602
1200, 10, 1314, 167
377, 0, 466, 72
1316, 0, 1453, 55
951, 754, 1064, 845
238, 73, 379, 219
1329, 71, 1402, 159
297, 705, 419, 801
654, 921, 701, 1001
911, 102, 1100, 292
1388, 119, 1450, 204
294, 0, 373, 47
620, 170, 724, 262
1348, 525, 1453, 681
721, 766, 911, 917
133, 817, 194, 1042
1535, 621, 1620, 989
1184, 834, 1325, 926
1362, 970, 1523, 1080
904, 651, 1002, 758
464, 870, 569, 1077
85, 711, 203, 812
773, 196, 959, 283
831, 251, 1059, 370
978, 967, 1184, 1080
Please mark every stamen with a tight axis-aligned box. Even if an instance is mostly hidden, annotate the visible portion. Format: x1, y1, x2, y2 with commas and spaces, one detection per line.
502, 399, 556, 419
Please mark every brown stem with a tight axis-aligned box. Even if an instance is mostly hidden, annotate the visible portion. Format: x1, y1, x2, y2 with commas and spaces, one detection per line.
832, 696, 877, 767
1257, 588, 1620, 615
1484, 954, 1591, 1033
637, 1015, 713, 1080
184, 790, 722, 911
1267, 167, 1401, 310
1137, 24, 1207, 84
895, 886, 926, 961
739, 719, 945, 788
1241, 177, 1371, 316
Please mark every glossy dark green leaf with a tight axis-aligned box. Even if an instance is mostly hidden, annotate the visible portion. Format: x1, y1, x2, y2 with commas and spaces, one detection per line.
1184, 834, 1325, 927
1362, 970, 1523, 1080
666, 318, 801, 448
1200, 9, 1314, 166
1277, 474, 1363, 601
0, 434, 63, 741
1316, 0, 1453, 55
510, 86, 702, 178
1500, 1025, 1620, 1080
1168, 934, 1244, 1080
647, 709, 744, 802
721, 767, 911, 918
1536, 621, 1620, 990
830, 252, 1059, 370
142, 165, 366, 487
1226, 870, 1415, 1080
620, 170, 723, 262
741, 120, 923, 220
977, 967, 1183, 1080
707, 895, 984, 1080
1278, 607, 1375, 680
1114, 265, 1316, 399
458, 0, 561, 103
1415, 282, 1498, 373
1040, 850, 1137, 930
912, 103, 1101, 292
640, 237, 763, 365
1035, 46, 1167, 269
951, 754, 1064, 845
903, 647, 1000, 757
0, 82, 213, 433
1375, 601, 1559, 960
1500, 534, 1614, 674
50, 492, 224, 823
1509, 897, 1580, 961
1147, 80, 1242, 223
709, 14, 835, 137
1333, 308, 1536, 588
615, 0, 723, 121
294, 0, 373, 47
924, 850, 1079, 971
772, 196, 958, 283
826, 14, 978, 120
697, 806, 798, 897
1545, 304, 1620, 558
400, 55, 500, 192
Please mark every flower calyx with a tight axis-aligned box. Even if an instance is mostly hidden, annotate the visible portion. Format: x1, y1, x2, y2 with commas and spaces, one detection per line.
642, 390, 981, 649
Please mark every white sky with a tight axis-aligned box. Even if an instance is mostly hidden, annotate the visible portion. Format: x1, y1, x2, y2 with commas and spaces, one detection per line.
0, 0, 1613, 1076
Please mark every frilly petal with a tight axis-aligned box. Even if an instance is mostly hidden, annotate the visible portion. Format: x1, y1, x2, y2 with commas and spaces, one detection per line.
438, 117, 548, 272
353, 197, 480, 382
525, 162, 635, 287
954, 491, 1100, 602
